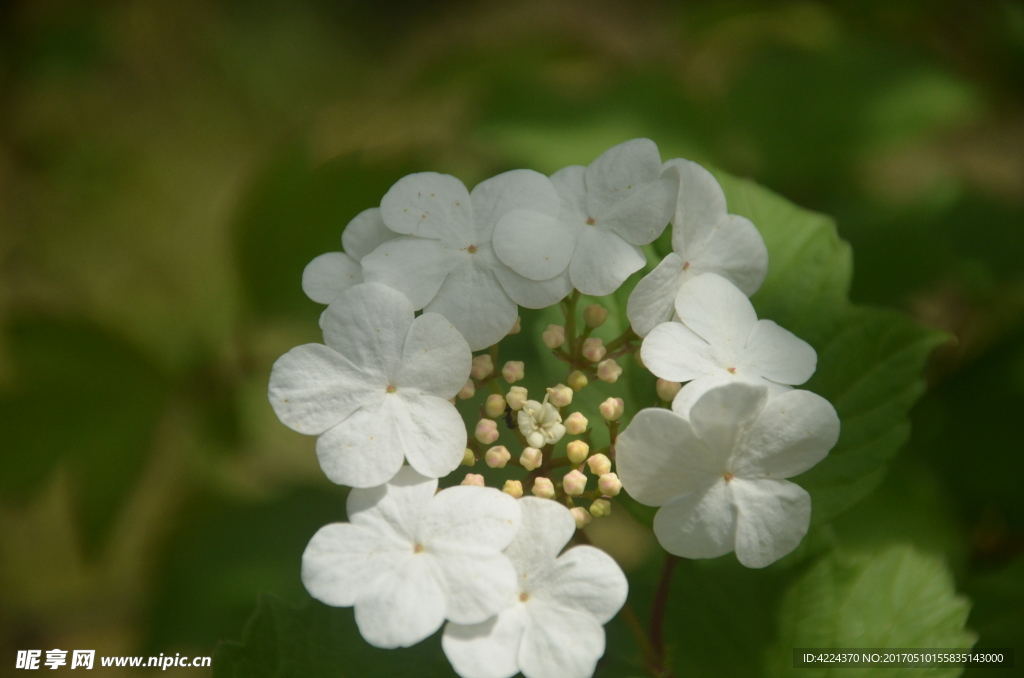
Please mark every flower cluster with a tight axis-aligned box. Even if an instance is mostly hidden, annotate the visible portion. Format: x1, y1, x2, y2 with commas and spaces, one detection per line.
268, 139, 840, 677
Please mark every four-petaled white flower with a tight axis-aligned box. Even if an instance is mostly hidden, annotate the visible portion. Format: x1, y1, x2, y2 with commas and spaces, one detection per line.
361, 170, 571, 351
627, 159, 768, 337
442, 497, 628, 678
615, 382, 840, 568
301, 208, 398, 305
641, 272, 817, 414
269, 282, 471, 488
492, 138, 679, 297
518, 397, 566, 449
303, 467, 522, 648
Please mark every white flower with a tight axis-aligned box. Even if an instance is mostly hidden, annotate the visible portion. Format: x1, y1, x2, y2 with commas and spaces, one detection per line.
640, 272, 817, 414
442, 497, 628, 678
492, 138, 679, 296
362, 170, 572, 350
303, 467, 521, 649
615, 382, 840, 568
268, 282, 471, 488
518, 397, 566, 448
301, 208, 398, 304
627, 159, 768, 337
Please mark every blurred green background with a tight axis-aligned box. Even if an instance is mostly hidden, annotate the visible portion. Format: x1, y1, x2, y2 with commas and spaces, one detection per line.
1, 0, 1022, 676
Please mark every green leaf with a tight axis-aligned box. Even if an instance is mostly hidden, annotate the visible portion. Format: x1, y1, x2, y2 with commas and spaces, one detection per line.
767, 545, 976, 678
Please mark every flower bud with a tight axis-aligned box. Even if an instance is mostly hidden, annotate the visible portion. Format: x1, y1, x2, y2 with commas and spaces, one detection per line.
485, 445, 511, 468
562, 469, 587, 496
596, 358, 622, 383
656, 378, 682, 402
457, 379, 476, 400
590, 498, 612, 518
485, 393, 507, 418
598, 472, 622, 496
531, 477, 555, 499
564, 411, 588, 435
508, 316, 521, 335
502, 479, 524, 498
567, 370, 588, 392
461, 473, 485, 487
520, 446, 543, 471
474, 418, 499, 444
461, 448, 476, 467
566, 440, 590, 465
599, 397, 624, 421
570, 506, 592, 529
587, 453, 612, 476
502, 360, 525, 384
506, 386, 528, 411
471, 354, 494, 380
542, 324, 565, 349
582, 337, 606, 362
546, 383, 573, 408
583, 304, 608, 328
449, 396, 457, 404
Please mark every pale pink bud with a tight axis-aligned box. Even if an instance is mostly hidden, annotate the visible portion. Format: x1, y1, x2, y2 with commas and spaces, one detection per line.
470, 354, 494, 380
485, 445, 511, 468
520, 446, 543, 471
502, 479, 524, 498
502, 360, 525, 384
457, 379, 476, 400
583, 304, 608, 328
562, 469, 587, 496
590, 498, 611, 518
475, 418, 499, 444
582, 337, 606, 362
566, 440, 590, 465
461, 473, 485, 487
461, 448, 476, 467
449, 396, 457, 404
542, 324, 565, 349
508, 316, 521, 335
564, 411, 588, 435
598, 472, 622, 496
567, 370, 588, 392
485, 393, 507, 418
546, 383, 573, 408
599, 397, 624, 421
506, 386, 528, 411
656, 378, 682, 402
597, 358, 622, 383
570, 506, 592, 529
531, 477, 556, 499
587, 453, 612, 476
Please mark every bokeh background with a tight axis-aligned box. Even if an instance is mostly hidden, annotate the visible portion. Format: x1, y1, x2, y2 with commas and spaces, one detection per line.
1, 0, 1022, 676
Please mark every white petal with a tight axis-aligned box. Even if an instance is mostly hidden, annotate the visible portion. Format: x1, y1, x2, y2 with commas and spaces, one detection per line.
346, 466, 437, 543
640, 321, 719, 383
302, 522, 404, 607
550, 165, 588, 218
493, 209, 576, 281
321, 283, 414, 382
583, 138, 662, 217
600, 166, 677, 246
470, 169, 561, 244
505, 497, 577, 575
425, 257, 518, 350
431, 543, 520, 624
733, 389, 840, 479
675, 273, 758, 352
380, 172, 473, 243
397, 391, 468, 479
531, 546, 627, 624
742, 319, 817, 386
302, 252, 362, 304
731, 478, 810, 568
341, 207, 398, 261
396, 313, 472, 398
686, 215, 768, 296
568, 227, 645, 296
672, 374, 789, 418
315, 397, 407, 488
688, 381, 769, 459
666, 159, 727, 253
420, 486, 521, 551
653, 480, 736, 559
616, 408, 722, 507
492, 262, 572, 310
355, 553, 446, 648
518, 601, 605, 678
268, 343, 378, 435
627, 253, 685, 337
442, 606, 528, 678
360, 236, 455, 310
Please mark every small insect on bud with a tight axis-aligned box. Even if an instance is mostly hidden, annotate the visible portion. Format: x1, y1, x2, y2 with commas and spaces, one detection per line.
596, 358, 622, 383
582, 338, 607, 363
583, 303, 608, 329
656, 378, 682, 402
542, 324, 565, 349
564, 411, 588, 435
508, 316, 521, 335
562, 469, 587, 496
475, 418, 499, 445
567, 370, 588, 392
532, 477, 556, 499
570, 507, 592, 529
502, 360, 525, 384
587, 453, 612, 476
566, 440, 590, 465
520, 446, 543, 471
502, 479, 524, 498
461, 448, 476, 467
546, 383, 573, 408
461, 473, 485, 487
485, 393, 507, 418
457, 379, 476, 400
598, 472, 622, 496
599, 397, 624, 422
471, 354, 494, 380
590, 498, 612, 518
485, 445, 511, 468
506, 386, 528, 411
